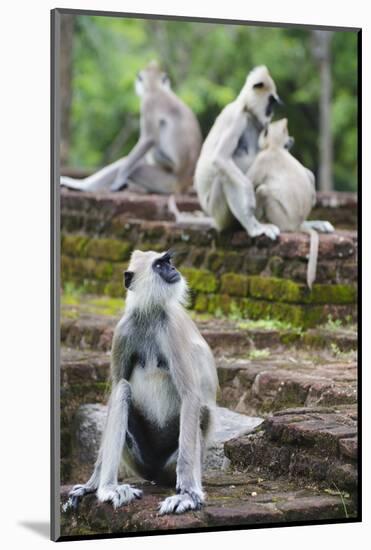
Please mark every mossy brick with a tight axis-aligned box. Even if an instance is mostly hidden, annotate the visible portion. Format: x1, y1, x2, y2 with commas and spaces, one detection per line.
265, 256, 285, 278
185, 247, 207, 269
136, 241, 167, 252
242, 255, 268, 275
220, 273, 250, 297
309, 284, 357, 304
249, 276, 357, 305
204, 248, 244, 273
84, 238, 132, 261
111, 263, 128, 282
61, 213, 85, 232
194, 293, 209, 312
205, 251, 227, 272
169, 227, 215, 247
61, 234, 89, 257
221, 252, 244, 273
80, 279, 106, 295
249, 276, 302, 303
181, 267, 219, 293
62, 255, 124, 284
140, 223, 168, 240
207, 293, 234, 315
239, 298, 325, 328
104, 281, 124, 298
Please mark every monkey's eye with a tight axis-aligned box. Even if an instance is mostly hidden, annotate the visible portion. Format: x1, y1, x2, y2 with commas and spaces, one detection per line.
253, 82, 265, 89
137, 72, 143, 81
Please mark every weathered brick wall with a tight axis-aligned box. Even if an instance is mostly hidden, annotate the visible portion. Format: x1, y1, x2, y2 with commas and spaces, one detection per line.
61, 190, 358, 327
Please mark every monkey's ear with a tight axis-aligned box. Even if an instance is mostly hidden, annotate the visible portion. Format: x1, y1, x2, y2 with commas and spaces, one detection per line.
124, 271, 134, 289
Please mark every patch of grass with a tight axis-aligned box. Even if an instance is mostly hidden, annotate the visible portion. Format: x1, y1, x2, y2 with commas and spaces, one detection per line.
228, 302, 244, 321
330, 342, 356, 360
237, 318, 296, 331
63, 282, 84, 297
248, 348, 270, 360
324, 483, 350, 518
214, 307, 225, 319
323, 315, 343, 331
322, 314, 356, 333
61, 290, 125, 318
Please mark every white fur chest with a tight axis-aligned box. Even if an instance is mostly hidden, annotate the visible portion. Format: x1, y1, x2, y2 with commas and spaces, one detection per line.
130, 361, 180, 428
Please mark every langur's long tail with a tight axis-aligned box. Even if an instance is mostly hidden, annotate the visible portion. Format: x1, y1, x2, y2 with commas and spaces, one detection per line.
167, 195, 216, 227
300, 224, 319, 290
60, 158, 127, 192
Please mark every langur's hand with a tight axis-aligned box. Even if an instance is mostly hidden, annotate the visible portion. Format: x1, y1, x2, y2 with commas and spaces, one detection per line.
248, 221, 280, 240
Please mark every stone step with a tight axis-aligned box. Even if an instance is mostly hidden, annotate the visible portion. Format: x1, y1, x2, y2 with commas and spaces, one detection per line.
60, 343, 357, 482
61, 224, 357, 287
64, 403, 262, 484
59, 469, 356, 537
61, 346, 357, 415
61, 308, 357, 356
224, 407, 358, 494
61, 188, 358, 229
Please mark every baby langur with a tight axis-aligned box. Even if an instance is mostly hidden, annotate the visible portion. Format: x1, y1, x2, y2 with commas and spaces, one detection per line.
195, 66, 282, 240
68, 250, 218, 515
247, 118, 334, 288
61, 61, 202, 194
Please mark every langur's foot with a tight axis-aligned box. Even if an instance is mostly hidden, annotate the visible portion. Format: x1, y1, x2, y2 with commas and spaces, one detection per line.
67, 483, 96, 510
158, 490, 204, 515
110, 177, 129, 192
97, 484, 143, 509
307, 220, 334, 233
248, 222, 280, 240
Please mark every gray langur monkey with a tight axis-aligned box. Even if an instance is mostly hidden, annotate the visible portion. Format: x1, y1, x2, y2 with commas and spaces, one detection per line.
247, 118, 334, 288
194, 66, 283, 240
61, 61, 202, 194
68, 250, 218, 515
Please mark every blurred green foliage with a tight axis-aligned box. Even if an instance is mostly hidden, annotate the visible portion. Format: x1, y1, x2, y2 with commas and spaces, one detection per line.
68, 15, 358, 190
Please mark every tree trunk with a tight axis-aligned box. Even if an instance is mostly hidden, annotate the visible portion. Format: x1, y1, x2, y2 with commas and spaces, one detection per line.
311, 31, 333, 192
60, 14, 74, 166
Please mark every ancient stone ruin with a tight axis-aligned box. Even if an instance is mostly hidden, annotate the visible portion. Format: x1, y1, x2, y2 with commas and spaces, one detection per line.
60, 189, 358, 536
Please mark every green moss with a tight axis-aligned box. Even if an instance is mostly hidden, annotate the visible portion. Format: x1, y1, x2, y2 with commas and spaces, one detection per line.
61, 234, 89, 256
249, 348, 270, 360
239, 298, 325, 328
237, 318, 294, 331
85, 238, 132, 261
249, 276, 357, 305
266, 256, 285, 278
243, 256, 268, 275
207, 294, 234, 315
220, 273, 249, 297
87, 296, 124, 316
249, 276, 301, 302
181, 267, 218, 293
309, 284, 357, 304
104, 281, 124, 298
206, 251, 225, 272
194, 293, 209, 312
110, 263, 128, 282
136, 241, 167, 252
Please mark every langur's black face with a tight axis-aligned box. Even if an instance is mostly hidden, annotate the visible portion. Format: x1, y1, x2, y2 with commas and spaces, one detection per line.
152, 251, 181, 284
284, 136, 295, 150
265, 93, 283, 117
